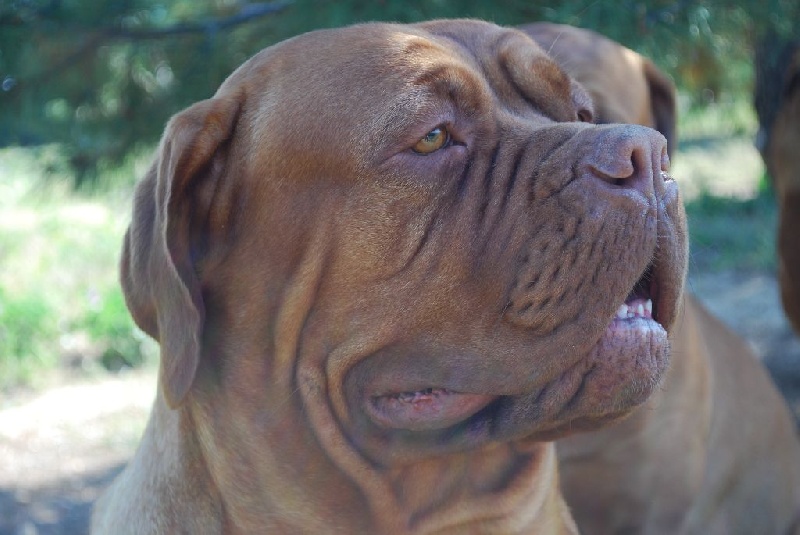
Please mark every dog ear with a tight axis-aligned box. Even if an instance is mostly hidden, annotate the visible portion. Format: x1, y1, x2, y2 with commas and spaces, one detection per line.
121, 97, 241, 408
642, 59, 677, 159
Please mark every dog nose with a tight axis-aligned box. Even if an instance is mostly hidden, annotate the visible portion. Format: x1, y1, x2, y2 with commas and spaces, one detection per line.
582, 126, 670, 198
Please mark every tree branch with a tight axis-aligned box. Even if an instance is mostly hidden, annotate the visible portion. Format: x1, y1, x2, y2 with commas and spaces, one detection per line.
8, 1, 291, 96
109, 1, 292, 40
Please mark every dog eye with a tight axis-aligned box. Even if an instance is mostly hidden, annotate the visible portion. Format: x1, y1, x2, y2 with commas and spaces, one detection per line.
577, 108, 594, 123
412, 127, 449, 154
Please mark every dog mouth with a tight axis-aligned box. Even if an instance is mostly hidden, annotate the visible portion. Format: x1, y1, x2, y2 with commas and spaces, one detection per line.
616, 263, 659, 324
367, 388, 497, 432
363, 263, 667, 436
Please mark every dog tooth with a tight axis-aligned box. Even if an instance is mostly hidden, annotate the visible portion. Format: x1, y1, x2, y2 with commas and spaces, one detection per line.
645, 299, 653, 316
616, 304, 628, 319
636, 303, 645, 317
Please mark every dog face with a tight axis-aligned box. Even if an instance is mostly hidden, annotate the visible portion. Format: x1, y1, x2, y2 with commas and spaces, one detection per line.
122, 20, 687, 470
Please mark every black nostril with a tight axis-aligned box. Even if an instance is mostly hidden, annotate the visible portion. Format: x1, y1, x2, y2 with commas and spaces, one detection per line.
587, 142, 647, 189
587, 164, 631, 187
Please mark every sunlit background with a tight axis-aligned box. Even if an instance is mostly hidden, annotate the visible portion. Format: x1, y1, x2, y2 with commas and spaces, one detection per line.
1, 1, 798, 533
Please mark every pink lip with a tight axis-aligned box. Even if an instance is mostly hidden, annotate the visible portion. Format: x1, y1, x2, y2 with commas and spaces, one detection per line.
367, 388, 497, 431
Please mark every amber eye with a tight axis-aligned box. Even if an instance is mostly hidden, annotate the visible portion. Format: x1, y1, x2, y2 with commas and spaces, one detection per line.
412, 127, 449, 154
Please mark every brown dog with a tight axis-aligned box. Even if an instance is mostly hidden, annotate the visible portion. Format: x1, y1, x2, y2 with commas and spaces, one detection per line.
756, 39, 800, 333
522, 22, 800, 534
519, 22, 676, 159
91, 19, 688, 534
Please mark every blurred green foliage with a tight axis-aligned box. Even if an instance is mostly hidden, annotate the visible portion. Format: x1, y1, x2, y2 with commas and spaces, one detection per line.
75, 286, 151, 371
1, 0, 797, 184
0, 286, 58, 389
0, 147, 157, 390
0, 278, 153, 390
685, 182, 777, 272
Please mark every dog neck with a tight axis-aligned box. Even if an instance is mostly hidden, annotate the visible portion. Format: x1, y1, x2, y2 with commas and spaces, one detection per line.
170, 396, 577, 535
91, 391, 224, 533
97, 390, 576, 534
377, 441, 579, 534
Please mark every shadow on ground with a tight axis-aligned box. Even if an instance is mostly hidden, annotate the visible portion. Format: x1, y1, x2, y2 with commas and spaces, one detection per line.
0, 463, 124, 535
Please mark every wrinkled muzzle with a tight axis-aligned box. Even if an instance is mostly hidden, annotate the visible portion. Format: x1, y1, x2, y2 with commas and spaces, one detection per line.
342, 122, 687, 463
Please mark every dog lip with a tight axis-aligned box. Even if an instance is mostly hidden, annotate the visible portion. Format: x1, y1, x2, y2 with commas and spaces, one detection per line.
367, 388, 497, 431
607, 312, 665, 336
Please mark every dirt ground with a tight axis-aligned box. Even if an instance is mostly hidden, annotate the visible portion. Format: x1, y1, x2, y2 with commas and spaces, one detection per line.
0, 372, 154, 535
1, 270, 799, 535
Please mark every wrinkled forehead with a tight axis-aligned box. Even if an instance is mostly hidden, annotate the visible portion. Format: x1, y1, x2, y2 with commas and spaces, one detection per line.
414, 19, 584, 112
225, 20, 585, 161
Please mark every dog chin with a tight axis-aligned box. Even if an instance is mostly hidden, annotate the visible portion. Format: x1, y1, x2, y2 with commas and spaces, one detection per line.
489, 317, 669, 444
347, 315, 668, 464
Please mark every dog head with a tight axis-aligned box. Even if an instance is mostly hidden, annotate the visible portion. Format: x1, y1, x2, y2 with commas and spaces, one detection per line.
120, 18, 687, 530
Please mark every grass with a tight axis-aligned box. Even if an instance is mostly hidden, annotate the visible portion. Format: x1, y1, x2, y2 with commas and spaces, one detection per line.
0, 287, 58, 390
678, 95, 759, 140
685, 183, 777, 273
671, 96, 778, 273
0, 147, 157, 392
0, 97, 778, 391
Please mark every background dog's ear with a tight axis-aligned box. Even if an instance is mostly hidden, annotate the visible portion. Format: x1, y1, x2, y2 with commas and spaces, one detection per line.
121, 97, 241, 408
642, 59, 677, 159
